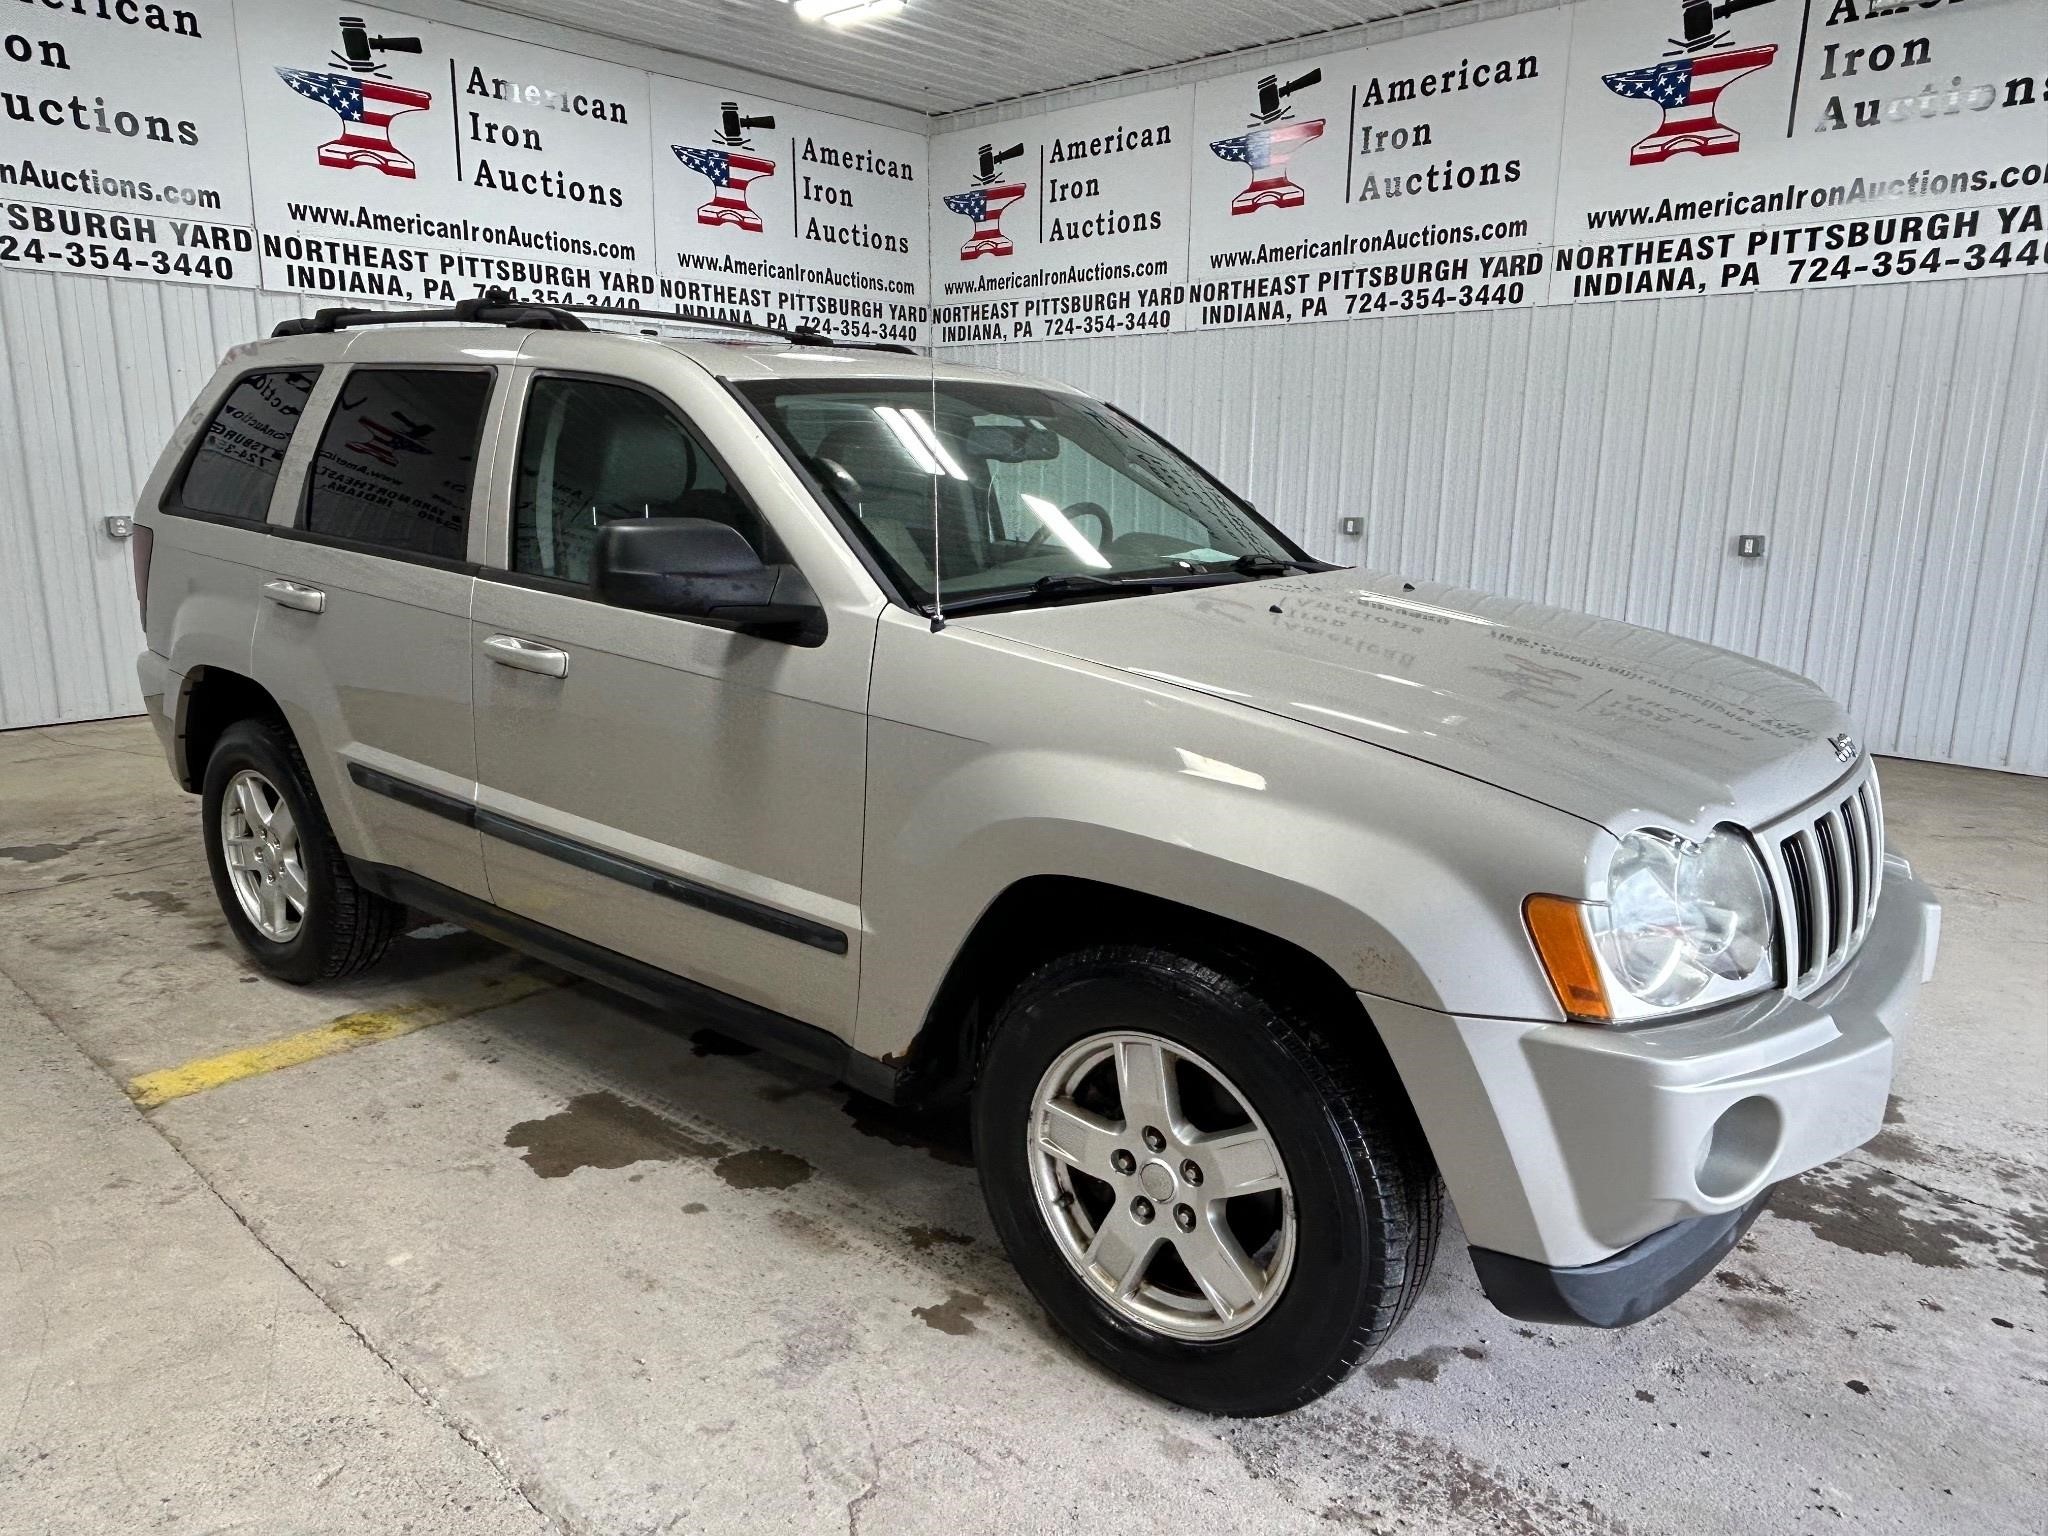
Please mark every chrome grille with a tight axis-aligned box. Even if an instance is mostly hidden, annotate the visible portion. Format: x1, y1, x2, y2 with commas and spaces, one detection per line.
1760, 763, 1884, 994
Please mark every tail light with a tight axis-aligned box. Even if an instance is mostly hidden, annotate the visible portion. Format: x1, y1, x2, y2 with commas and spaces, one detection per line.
130, 522, 154, 628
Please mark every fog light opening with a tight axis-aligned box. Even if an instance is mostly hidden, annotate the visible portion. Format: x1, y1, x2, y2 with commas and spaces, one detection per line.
1695, 1095, 1783, 1202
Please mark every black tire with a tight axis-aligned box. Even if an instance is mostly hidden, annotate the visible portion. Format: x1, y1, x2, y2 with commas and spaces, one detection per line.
200, 717, 401, 984
973, 945, 1441, 1416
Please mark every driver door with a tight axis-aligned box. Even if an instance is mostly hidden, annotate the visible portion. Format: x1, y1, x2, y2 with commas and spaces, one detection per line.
468, 360, 873, 1036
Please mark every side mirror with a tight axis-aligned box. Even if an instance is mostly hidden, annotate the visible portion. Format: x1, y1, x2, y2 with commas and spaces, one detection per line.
592, 518, 823, 643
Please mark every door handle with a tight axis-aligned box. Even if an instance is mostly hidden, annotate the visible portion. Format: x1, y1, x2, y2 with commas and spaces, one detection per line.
483, 634, 569, 678
263, 579, 326, 614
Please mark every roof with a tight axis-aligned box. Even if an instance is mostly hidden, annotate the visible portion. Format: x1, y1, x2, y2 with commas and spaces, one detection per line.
236, 315, 1057, 393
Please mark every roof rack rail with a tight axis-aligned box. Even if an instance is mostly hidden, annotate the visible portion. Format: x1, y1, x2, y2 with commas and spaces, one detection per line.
272, 286, 919, 354
549, 300, 919, 355
271, 288, 587, 338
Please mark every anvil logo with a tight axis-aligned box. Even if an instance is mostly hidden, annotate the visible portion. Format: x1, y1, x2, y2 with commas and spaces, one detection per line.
276, 16, 432, 180
1602, 1, 1781, 165
943, 141, 1026, 260
673, 101, 779, 233
1209, 69, 1324, 216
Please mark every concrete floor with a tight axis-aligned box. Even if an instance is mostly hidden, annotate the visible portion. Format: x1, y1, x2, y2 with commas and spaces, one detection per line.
1, 717, 2042, 1536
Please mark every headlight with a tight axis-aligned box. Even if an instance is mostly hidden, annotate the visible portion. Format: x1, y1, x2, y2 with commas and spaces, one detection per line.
1526, 828, 1776, 1024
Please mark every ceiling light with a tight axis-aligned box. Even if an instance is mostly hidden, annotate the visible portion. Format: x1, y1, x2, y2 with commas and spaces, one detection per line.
791, 0, 905, 26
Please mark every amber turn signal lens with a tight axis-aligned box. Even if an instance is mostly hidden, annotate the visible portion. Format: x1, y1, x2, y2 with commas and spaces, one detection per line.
1524, 894, 1611, 1024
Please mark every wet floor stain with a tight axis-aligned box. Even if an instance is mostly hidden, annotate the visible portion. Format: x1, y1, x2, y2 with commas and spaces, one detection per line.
689, 1029, 758, 1058
903, 1224, 975, 1252
504, 1090, 729, 1178
1766, 1163, 2048, 1294
842, 1094, 974, 1167
113, 888, 189, 916
770, 1208, 847, 1254
0, 833, 99, 863
1714, 1268, 1790, 1297
1366, 1343, 1486, 1389
1715, 1293, 1799, 1334
912, 1289, 988, 1336
713, 1147, 813, 1191
681, 1202, 708, 1214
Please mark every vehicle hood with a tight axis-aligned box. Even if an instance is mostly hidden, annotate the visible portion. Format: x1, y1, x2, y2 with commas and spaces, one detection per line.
956, 568, 1857, 831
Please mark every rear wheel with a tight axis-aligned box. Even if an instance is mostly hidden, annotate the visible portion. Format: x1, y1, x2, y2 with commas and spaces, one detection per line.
201, 718, 401, 983
973, 945, 1440, 1416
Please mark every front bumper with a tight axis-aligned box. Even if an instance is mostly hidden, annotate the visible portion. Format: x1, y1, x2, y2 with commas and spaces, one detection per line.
1372, 856, 1940, 1306
1470, 1187, 1772, 1328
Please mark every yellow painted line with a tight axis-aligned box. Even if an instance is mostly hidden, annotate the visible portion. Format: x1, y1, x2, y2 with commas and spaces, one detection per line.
126, 971, 562, 1111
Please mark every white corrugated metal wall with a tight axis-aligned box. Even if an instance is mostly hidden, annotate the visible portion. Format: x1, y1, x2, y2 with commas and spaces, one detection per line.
937, 0, 2048, 776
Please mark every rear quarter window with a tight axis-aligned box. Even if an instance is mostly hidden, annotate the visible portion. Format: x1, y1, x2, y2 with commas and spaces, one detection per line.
168, 369, 319, 521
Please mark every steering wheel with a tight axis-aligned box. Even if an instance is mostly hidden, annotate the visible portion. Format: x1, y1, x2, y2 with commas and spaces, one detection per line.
1023, 499, 1112, 556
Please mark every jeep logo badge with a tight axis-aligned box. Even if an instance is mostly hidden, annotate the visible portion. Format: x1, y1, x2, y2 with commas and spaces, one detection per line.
1829, 733, 1860, 764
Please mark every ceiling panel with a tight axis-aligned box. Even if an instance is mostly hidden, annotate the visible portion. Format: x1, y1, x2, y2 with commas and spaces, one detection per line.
466, 0, 1480, 116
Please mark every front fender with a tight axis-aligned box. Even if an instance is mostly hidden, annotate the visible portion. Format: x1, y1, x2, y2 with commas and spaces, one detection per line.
853, 615, 1598, 1061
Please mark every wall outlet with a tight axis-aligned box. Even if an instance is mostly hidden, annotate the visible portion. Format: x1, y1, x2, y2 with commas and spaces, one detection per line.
102, 514, 133, 540
1339, 516, 1364, 537
1735, 533, 1766, 558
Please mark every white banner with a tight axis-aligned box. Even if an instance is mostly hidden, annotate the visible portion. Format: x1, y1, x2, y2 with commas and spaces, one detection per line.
1184, 7, 1570, 330
1551, 0, 2048, 302
237, 3, 656, 304
931, 0, 2046, 344
929, 84, 1194, 344
649, 78, 928, 344
3, 0, 2041, 340
0, 0, 253, 287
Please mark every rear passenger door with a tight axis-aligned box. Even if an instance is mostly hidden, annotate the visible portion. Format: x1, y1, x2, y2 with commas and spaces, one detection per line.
254, 357, 501, 900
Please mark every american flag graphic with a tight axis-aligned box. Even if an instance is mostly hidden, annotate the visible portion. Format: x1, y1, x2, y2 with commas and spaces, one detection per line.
942, 183, 1025, 260
1209, 119, 1324, 215
277, 68, 433, 179
1602, 45, 1777, 165
673, 144, 777, 232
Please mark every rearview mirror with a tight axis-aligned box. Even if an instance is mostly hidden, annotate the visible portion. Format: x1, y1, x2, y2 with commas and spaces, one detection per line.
592, 519, 823, 644
963, 422, 1060, 462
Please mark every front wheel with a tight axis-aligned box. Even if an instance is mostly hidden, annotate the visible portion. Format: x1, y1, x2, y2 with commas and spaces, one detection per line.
973, 945, 1440, 1416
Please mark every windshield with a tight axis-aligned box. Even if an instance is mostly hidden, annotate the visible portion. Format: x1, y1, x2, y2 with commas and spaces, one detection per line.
736, 379, 1308, 611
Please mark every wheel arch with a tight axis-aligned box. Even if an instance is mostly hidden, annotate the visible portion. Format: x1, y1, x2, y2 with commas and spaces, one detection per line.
171, 666, 290, 791
888, 874, 1410, 1117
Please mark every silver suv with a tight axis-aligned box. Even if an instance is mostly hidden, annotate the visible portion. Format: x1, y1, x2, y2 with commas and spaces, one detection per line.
133, 295, 1940, 1416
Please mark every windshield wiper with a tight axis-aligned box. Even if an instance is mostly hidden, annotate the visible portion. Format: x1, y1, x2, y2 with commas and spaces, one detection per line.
1227, 554, 1334, 576
934, 570, 1233, 616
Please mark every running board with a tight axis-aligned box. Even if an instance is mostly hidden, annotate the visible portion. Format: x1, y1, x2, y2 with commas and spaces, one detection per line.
347, 858, 900, 1103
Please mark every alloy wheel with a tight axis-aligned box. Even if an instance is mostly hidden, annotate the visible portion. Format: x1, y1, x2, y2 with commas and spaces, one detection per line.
220, 767, 309, 942
1027, 1030, 1295, 1339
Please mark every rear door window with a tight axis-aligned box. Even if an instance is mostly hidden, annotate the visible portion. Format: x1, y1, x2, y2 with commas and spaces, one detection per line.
171, 369, 319, 521
302, 368, 492, 562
